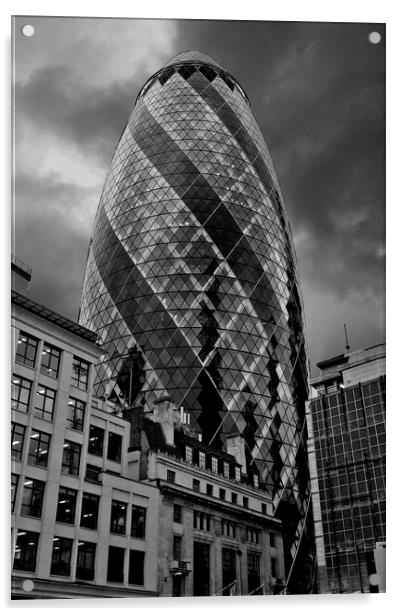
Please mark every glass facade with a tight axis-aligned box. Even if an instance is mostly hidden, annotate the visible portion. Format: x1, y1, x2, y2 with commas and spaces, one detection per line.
80, 51, 313, 590
310, 376, 386, 593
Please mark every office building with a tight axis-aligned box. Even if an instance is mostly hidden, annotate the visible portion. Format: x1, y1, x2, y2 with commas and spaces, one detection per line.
79, 51, 315, 592
308, 344, 386, 593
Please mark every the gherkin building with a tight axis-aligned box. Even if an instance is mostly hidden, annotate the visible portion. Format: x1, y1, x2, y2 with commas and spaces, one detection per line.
80, 51, 315, 592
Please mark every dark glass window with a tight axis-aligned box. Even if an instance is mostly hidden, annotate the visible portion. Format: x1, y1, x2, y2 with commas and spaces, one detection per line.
50, 537, 73, 576
270, 532, 275, 547
12, 375, 32, 413
173, 504, 182, 523
173, 535, 182, 560
167, 470, 175, 483
247, 552, 261, 594
262, 504, 267, 515
107, 432, 122, 462
88, 425, 104, 456
222, 548, 237, 595
110, 500, 127, 534
131, 505, 146, 538
107, 546, 125, 583
34, 385, 56, 421
193, 479, 200, 492
80, 493, 99, 529
56, 486, 77, 524
28, 430, 50, 467
13, 530, 39, 572
11, 423, 26, 460
15, 332, 38, 369
40, 344, 61, 378
67, 397, 86, 431
271, 556, 277, 578
193, 542, 210, 596
85, 464, 102, 483
11, 474, 19, 512
219, 488, 226, 500
21, 478, 45, 517
61, 441, 81, 476
243, 497, 249, 509
72, 356, 89, 390
128, 550, 144, 585
206, 483, 213, 496
76, 541, 96, 581
231, 492, 238, 504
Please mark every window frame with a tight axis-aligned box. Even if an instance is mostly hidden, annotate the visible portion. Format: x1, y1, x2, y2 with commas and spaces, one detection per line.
88, 425, 104, 457
131, 504, 146, 539
50, 537, 73, 576
40, 343, 61, 379
13, 530, 39, 572
110, 499, 127, 535
56, 486, 77, 525
28, 429, 51, 467
15, 331, 38, 369
11, 423, 26, 461
76, 541, 96, 581
34, 384, 56, 421
71, 356, 90, 390
61, 440, 81, 476
67, 397, 86, 432
107, 431, 122, 463
20, 478, 45, 518
80, 492, 100, 529
12, 375, 32, 413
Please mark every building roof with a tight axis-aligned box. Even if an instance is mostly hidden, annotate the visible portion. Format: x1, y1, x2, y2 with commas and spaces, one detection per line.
12, 289, 100, 344
164, 51, 223, 70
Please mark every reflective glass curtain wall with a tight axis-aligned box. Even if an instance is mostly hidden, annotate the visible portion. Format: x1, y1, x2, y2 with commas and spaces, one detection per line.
80, 51, 314, 591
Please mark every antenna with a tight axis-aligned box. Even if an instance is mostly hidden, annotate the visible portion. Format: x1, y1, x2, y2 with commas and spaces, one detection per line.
343, 323, 350, 352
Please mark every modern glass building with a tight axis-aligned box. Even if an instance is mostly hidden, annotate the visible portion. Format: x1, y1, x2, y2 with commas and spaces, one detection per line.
80, 51, 314, 592
309, 344, 386, 593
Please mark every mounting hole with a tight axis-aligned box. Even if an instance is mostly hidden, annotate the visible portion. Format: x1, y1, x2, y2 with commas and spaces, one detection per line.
368, 31, 381, 45
22, 579, 34, 592
21, 24, 35, 38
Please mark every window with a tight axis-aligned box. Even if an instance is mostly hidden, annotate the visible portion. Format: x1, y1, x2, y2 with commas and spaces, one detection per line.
193, 479, 200, 492
51, 537, 73, 576
88, 425, 104, 456
243, 497, 249, 509
61, 441, 81, 476
76, 541, 96, 581
11, 474, 19, 512
56, 486, 77, 524
80, 493, 99, 529
246, 527, 259, 544
206, 483, 213, 496
222, 548, 237, 595
28, 430, 51, 467
167, 470, 175, 484
131, 505, 146, 539
12, 375, 32, 413
253, 474, 259, 489
270, 533, 276, 548
193, 541, 210, 596
107, 432, 122, 463
21, 478, 45, 517
219, 488, 226, 500
185, 445, 192, 463
13, 530, 39, 572
67, 398, 86, 431
34, 385, 56, 421
223, 462, 229, 478
11, 423, 26, 460
110, 500, 127, 534
221, 519, 236, 538
173, 535, 182, 560
15, 332, 38, 368
129, 550, 144, 585
40, 344, 61, 378
72, 356, 89, 390
199, 451, 206, 468
85, 464, 102, 483
262, 504, 267, 515
107, 546, 125, 583
247, 553, 261, 594
235, 467, 241, 482
211, 456, 218, 473
271, 557, 277, 578
173, 504, 182, 523
231, 492, 238, 505
193, 510, 212, 531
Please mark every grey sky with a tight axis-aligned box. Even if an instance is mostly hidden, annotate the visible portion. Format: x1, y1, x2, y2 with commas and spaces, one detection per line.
13, 16, 385, 375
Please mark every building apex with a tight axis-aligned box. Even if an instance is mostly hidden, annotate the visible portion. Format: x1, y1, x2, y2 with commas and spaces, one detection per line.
164, 50, 223, 70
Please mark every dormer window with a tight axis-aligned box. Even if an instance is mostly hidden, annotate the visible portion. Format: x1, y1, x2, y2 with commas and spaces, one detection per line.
185, 445, 192, 464
235, 467, 241, 482
211, 456, 218, 473
223, 462, 229, 478
199, 451, 206, 469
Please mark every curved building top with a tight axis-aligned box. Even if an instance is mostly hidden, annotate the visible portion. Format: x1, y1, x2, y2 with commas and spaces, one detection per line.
164, 50, 224, 69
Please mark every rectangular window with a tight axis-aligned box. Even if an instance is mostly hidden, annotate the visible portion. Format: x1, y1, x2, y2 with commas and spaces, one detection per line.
206, 483, 213, 496
11, 423, 26, 460
231, 493, 238, 505
80, 493, 99, 529
167, 470, 175, 484
131, 505, 146, 539
67, 397, 86, 431
223, 462, 229, 478
40, 343, 61, 378
173, 535, 182, 560
193, 541, 210, 596
107, 432, 122, 462
199, 451, 206, 468
243, 497, 249, 509
61, 441, 81, 476
13, 530, 39, 572
193, 510, 212, 531
193, 479, 200, 492
12, 375, 32, 413
11, 474, 19, 512
221, 519, 236, 538
15, 331, 38, 369
247, 552, 261, 594
211, 456, 218, 473
253, 474, 259, 489
219, 488, 226, 500
110, 500, 127, 534
173, 504, 182, 523
270, 532, 276, 547
21, 478, 45, 517
34, 385, 56, 421
28, 430, 50, 467
271, 556, 277, 578
88, 425, 104, 456
185, 445, 192, 463
235, 467, 241, 482
51, 537, 73, 576
246, 527, 259, 544
56, 486, 77, 524
76, 541, 96, 581
262, 504, 267, 515
107, 546, 125, 583
72, 356, 90, 390
129, 550, 144, 585
85, 464, 102, 483
222, 548, 237, 595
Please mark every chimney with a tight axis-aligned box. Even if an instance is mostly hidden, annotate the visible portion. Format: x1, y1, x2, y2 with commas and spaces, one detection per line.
226, 433, 247, 473
152, 396, 179, 446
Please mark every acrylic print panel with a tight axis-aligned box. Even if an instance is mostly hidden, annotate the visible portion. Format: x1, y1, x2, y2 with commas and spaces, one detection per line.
11, 16, 385, 600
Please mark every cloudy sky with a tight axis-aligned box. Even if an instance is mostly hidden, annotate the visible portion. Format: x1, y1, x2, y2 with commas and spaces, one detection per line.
13, 16, 385, 375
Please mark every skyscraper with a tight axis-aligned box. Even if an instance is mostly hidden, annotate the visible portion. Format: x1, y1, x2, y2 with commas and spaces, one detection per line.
80, 51, 314, 592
